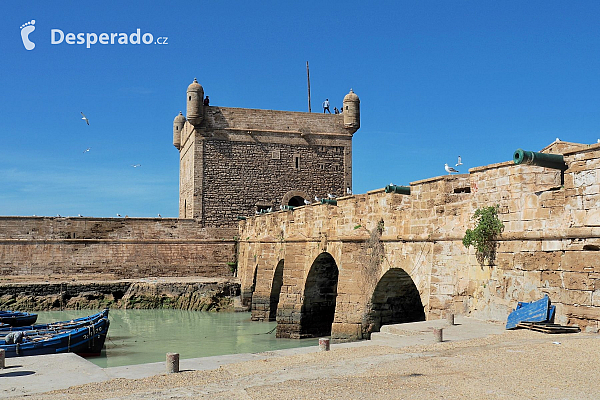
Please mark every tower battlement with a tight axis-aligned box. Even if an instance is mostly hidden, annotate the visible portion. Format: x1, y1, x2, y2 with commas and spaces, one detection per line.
172, 78, 360, 226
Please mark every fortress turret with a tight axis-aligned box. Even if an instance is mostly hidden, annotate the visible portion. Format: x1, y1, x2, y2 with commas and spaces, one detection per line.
186, 78, 204, 126
173, 111, 186, 150
343, 89, 360, 132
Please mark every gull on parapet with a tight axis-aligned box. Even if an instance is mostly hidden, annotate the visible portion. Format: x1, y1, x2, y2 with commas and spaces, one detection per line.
304, 199, 311, 205
444, 163, 459, 175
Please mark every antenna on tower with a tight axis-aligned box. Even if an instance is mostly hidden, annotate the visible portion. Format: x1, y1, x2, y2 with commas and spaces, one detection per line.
306, 61, 311, 113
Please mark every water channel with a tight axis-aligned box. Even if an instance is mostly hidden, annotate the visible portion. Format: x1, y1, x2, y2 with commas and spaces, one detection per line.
35, 309, 318, 368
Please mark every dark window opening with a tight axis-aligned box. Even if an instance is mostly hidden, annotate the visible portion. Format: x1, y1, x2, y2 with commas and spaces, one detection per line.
454, 187, 471, 194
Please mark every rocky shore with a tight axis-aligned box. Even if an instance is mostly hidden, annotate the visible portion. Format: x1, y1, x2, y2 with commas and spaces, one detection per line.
0, 277, 241, 312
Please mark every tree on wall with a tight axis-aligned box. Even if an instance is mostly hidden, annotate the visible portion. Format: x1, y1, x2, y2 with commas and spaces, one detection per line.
462, 205, 504, 265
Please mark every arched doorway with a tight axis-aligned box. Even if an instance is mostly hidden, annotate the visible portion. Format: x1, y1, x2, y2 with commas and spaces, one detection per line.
269, 260, 284, 321
281, 190, 309, 208
366, 268, 425, 334
288, 196, 305, 207
300, 252, 339, 337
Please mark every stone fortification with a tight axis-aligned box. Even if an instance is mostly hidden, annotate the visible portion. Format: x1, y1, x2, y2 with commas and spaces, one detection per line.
173, 79, 360, 227
0, 217, 237, 280
238, 141, 600, 341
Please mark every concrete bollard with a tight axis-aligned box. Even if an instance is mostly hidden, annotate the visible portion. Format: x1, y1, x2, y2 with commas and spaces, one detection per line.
433, 328, 443, 342
318, 338, 330, 351
447, 312, 455, 326
0, 349, 5, 369
166, 352, 179, 373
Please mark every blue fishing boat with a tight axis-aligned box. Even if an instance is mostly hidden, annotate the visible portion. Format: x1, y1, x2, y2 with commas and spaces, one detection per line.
0, 309, 108, 333
0, 315, 110, 357
506, 295, 554, 329
0, 310, 38, 327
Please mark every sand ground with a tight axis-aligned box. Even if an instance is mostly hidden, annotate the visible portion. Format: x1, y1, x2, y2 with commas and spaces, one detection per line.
7, 328, 599, 400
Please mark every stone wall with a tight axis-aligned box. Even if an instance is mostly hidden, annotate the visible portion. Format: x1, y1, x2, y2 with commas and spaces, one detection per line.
177, 105, 356, 226
0, 217, 237, 280
238, 142, 600, 340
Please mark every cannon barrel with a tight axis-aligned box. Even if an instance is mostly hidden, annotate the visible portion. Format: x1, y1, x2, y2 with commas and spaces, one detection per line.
513, 149, 567, 171
320, 198, 337, 206
385, 184, 411, 195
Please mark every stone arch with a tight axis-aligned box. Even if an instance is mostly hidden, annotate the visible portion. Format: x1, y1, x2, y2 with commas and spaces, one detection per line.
281, 190, 309, 207
268, 260, 284, 321
300, 252, 339, 337
365, 268, 425, 335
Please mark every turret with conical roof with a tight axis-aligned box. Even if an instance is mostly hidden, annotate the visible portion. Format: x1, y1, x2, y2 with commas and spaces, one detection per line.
186, 78, 204, 126
173, 111, 186, 149
343, 88, 360, 132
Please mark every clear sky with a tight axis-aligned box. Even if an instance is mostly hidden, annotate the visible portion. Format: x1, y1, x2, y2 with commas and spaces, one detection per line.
2, 1, 600, 218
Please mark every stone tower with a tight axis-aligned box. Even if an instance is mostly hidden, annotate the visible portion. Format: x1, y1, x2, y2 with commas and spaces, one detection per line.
173, 78, 360, 226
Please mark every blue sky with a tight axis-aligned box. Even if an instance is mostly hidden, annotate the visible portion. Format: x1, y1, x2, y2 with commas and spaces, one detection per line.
2, 1, 600, 218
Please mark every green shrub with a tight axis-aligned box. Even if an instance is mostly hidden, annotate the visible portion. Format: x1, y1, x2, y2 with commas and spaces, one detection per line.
463, 205, 504, 264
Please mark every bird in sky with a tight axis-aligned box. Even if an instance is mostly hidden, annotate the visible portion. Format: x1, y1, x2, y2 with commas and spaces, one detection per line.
83, 147, 91, 153
80, 112, 89, 125
131, 164, 141, 168
445, 163, 459, 174
455, 155, 463, 167
116, 214, 121, 217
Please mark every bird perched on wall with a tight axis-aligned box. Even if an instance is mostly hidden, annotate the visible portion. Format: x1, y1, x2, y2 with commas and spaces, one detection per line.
80, 112, 89, 125
328, 193, 337, 199
304, 199, 311, 205
346, 187, 352, 195
314, 196, 321, 202
158, 214, 162, 218
445, 163, 459, 174
455, 155, 463, 167
116, 214, 121, 217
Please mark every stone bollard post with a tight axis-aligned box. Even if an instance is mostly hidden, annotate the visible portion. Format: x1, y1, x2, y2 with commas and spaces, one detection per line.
433, 328, 443, 342
166, 352, 179, 373
0, 349, 5, 369
446, 312, 455, 326
318, 338, 330, 351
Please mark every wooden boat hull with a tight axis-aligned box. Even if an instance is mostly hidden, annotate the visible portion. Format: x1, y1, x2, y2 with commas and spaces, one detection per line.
0, 317, 110, 358
0, 309, 108, 333
506, 295, 552, 330
0, 311, 38, 327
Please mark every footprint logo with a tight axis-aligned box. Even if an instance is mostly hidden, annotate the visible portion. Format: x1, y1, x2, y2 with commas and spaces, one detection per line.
20, 20, 36, 50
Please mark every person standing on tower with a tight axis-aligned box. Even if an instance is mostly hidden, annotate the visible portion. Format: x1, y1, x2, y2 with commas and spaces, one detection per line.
322, 98, 331, 114
203, 96, 210, 106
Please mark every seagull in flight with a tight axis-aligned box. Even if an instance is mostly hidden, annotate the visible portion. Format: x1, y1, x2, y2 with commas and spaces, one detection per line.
80, 112, 89, 125
445, 163, 459, 175
455, 155, 463, 167
131, 164, 141, 168
83, 147, 91, 153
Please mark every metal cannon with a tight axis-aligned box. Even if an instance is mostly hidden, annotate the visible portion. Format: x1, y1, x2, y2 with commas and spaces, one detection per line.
384, 184, 411, 195
513, 149, 567, 171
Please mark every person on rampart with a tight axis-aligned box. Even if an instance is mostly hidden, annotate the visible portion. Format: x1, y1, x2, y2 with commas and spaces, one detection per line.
323, 99, 331, 113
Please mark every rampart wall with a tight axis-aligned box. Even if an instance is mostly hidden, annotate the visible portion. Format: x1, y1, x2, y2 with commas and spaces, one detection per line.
0, 217, 237, 281
238, 142, 600, 340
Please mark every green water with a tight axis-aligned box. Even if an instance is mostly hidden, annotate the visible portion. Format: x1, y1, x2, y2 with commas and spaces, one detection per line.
34, 309, 318, 368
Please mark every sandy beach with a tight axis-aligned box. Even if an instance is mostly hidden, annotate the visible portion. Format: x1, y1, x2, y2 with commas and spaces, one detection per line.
5, 324, 599, 400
